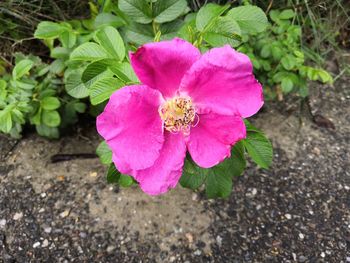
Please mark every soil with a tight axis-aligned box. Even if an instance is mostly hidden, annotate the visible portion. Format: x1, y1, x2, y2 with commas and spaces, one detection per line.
0, 76, 349, 262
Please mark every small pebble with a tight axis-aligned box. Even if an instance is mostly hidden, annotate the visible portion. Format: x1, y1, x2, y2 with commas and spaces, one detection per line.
299, 233, 305, 240
216, 235, 222, 247
185, 233, 193, 243
251, 188, 257, 196
0, 219, 6, 228
194, 250, 201, 256
60, 210, 70, 218
42, 239, 49, 248
44, 227, 52, 233
13, 212, 23, 221
106, 245, 115, 253
285, 214, 292, 220
33, 242, 41, 248
89, 172, 97, 177
320, 252, 325, 258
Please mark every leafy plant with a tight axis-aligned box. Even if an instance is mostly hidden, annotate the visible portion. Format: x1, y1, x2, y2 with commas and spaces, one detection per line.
32, 1, 272, 197
238, 9, 333, 99
0, 53, 86, 138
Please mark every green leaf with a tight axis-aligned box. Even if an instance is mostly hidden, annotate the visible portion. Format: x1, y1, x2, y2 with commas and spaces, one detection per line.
109, 62, 139, 83
196, 3, 229, 32
0, 110, 12, 133
96, 141, 113, 165
42, 110, 61, 127
124, 23, 154, 45
229, 141, 246, 177
203, 16, 241, 47
13, 59, 34, 79
51, 47, 70, 59
119, 174, 134, 187
106, 163, 121, 184
34, 21, 65, 39
159, 19, 184, 40
82, 60, 109, 82
281, 77, 293, 93
70, 42, 111, 61
153, 0, 188, 23
30, 108, 42, 125
205, 168, 232, 199
260, 45, 271, 58
205, 141, 247, 198
0, 80, 6, 101
89, 77, 124, 105
36, 124, 59, 139
281, 55, 296, 70
180, 157, 207, 190
94, 13, 125, 29
269, 10, 280, 23
95, 26, 125, 61
59, 30, 76, 48
317, 69, 333, 83
243, 131, 273, 169
11, 109, 24, 124
118, 0, 152, 24
49, 59, 65, 75
73, 102, 86, 113
41, 97, 61, 110
65, 71, 90, 99
82, 61, 115, 89
227, 6, 268, 34
279, 9, 295, 20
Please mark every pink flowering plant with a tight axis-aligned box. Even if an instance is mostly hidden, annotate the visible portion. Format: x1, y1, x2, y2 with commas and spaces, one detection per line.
28, 1, 274, 198
96, 38, 272, 198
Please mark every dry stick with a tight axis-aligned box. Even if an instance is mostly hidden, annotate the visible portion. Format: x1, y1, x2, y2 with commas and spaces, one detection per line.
265, 0, 274, 14
11, 37, 36, 49
51, 153, 98, 163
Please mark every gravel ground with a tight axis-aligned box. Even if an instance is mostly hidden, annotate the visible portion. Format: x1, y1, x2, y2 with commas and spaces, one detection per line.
0, 76, 349, 262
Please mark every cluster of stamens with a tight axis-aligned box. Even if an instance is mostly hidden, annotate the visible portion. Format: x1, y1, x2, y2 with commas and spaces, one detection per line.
159, 97, 198, 135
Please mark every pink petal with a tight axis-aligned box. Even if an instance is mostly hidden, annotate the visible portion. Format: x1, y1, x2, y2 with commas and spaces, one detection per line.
132, 132, 186, 196
179, 45, 263, 118
130, 38, 201, 98
96, 85, 164, 171
186, 113, 246, 168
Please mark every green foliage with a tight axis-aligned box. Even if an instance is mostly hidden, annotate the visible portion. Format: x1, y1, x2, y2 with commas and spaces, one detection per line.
238, 9, 333, 99
0, 53, 85, 138
179, 4, 268, 48
179, 122, 273, 199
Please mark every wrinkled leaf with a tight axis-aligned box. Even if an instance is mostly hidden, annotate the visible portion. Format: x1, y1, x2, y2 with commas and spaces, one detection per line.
95, 26, 125, 61
227, 6, 268, 34
89, 77, 124, 105
13, 59, 34, 79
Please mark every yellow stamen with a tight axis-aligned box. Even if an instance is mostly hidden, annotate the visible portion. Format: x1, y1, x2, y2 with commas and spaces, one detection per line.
159, 97, 197, 135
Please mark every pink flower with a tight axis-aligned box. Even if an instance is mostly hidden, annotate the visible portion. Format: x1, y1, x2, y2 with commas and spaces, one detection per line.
96, 38, 263, 195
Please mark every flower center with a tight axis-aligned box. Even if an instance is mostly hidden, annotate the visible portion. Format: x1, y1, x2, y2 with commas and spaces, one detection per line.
159, 97, 198, 135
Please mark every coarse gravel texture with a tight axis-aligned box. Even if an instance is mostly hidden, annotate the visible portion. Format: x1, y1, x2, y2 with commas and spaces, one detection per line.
0, 76, 349, 262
